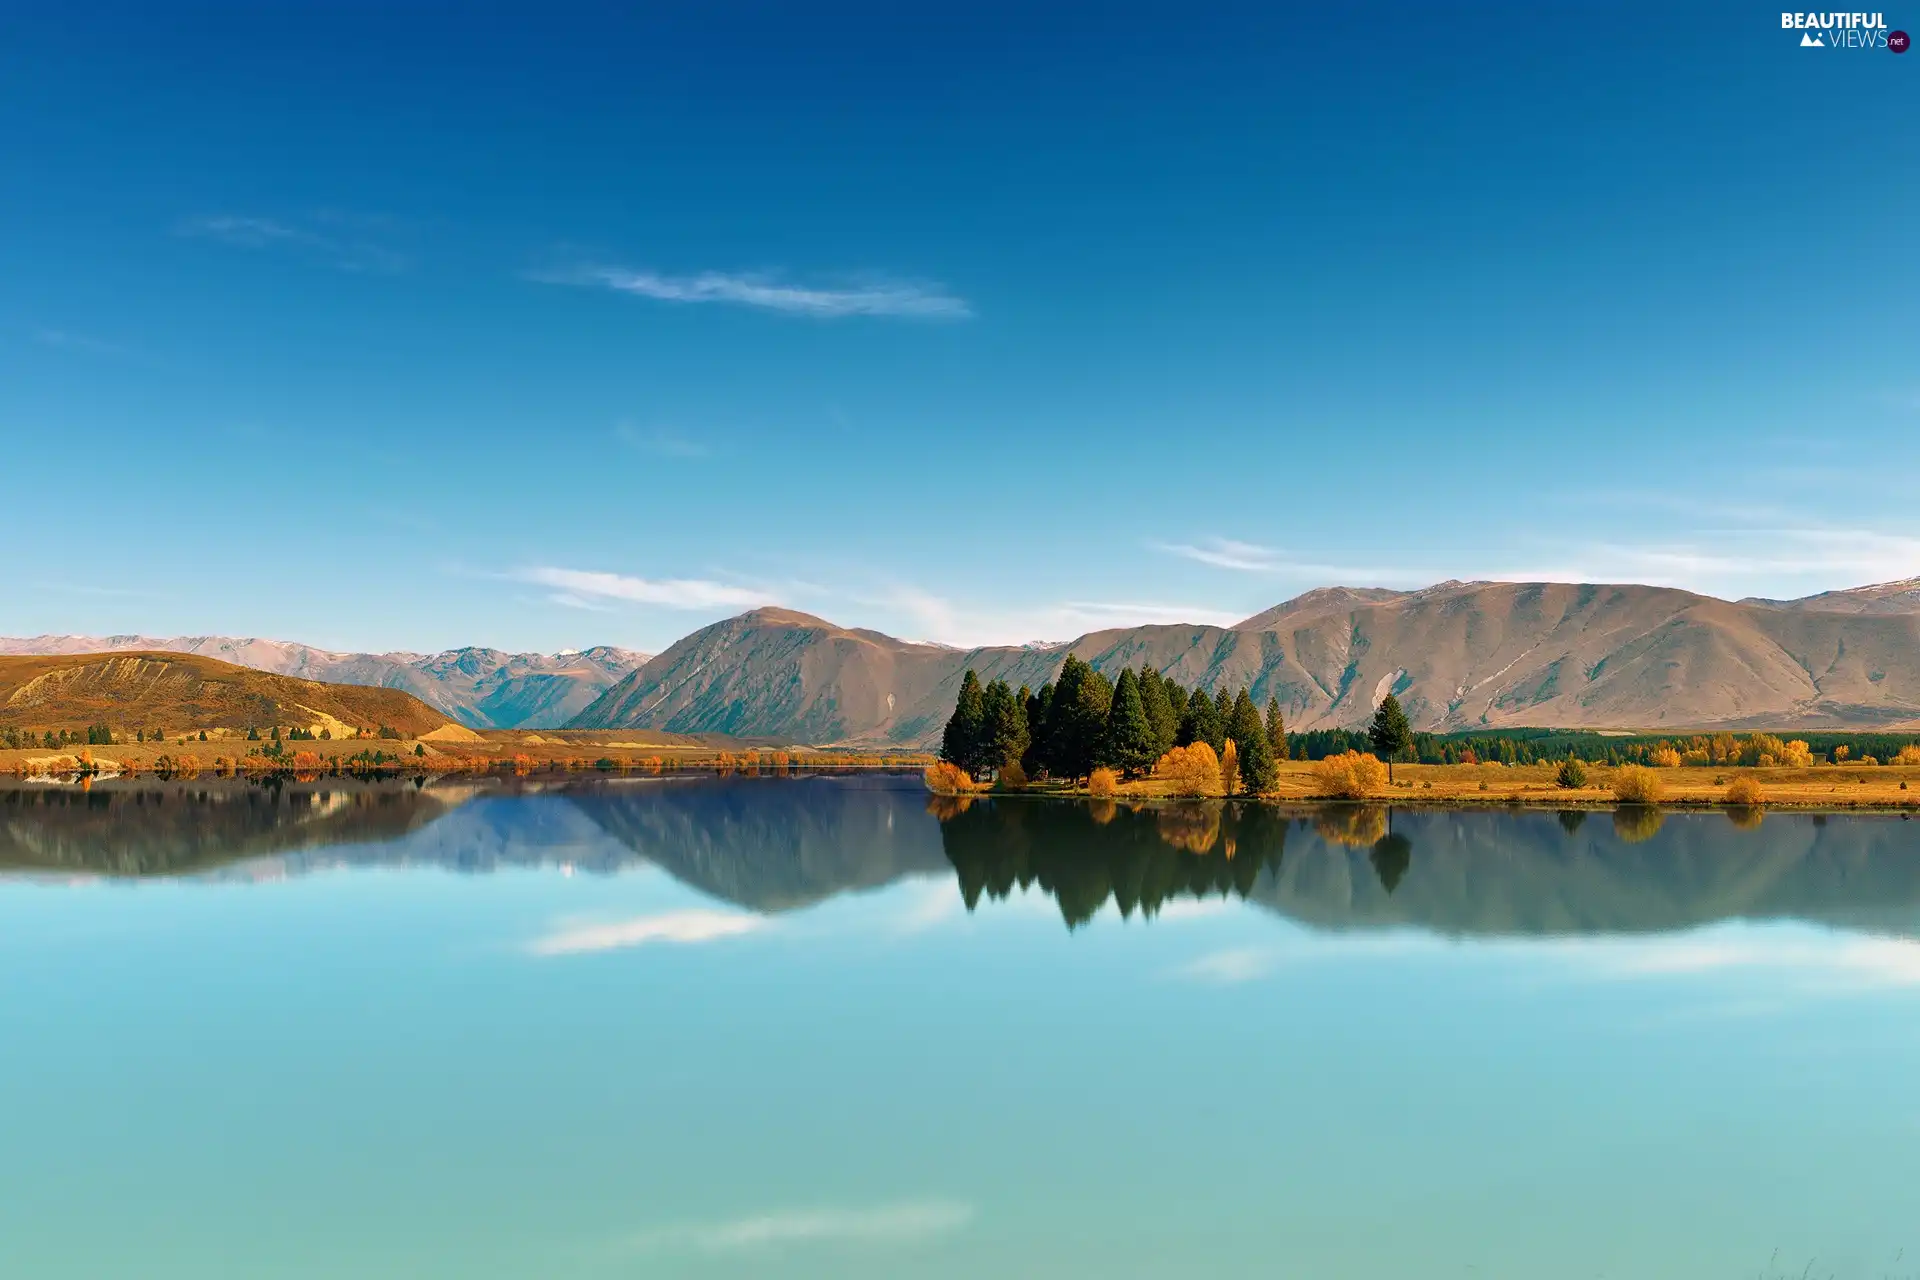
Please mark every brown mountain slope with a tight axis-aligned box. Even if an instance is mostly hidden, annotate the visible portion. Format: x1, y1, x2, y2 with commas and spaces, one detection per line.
0, 652, 456, 736
1743, 577, 1920, 615
0, 635, 649, 729
570, 580, 1920, 745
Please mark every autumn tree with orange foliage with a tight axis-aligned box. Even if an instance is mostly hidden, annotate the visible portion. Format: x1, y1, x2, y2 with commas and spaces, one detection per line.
1313, 751, 1386, 799
923, 761, 978, 796
1152, 743, 1223, 798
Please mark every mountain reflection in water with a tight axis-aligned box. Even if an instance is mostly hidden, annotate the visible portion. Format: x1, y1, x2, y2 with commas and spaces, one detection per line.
4, 776, 1917, 939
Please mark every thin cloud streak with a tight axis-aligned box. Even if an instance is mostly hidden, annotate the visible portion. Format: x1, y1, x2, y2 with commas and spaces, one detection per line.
615, 423, 711, 458
629, 1200, 975, 1254
871, 584, 1242, 648
515, 567, 773, 611
535, 265, 970, 319
178, 213, 407, 272
1155, 527, 1920, 599
528, 909, 764, 956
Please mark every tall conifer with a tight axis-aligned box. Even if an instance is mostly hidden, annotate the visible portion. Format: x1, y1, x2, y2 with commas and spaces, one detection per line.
1265, 696, 1288, 761
1100, 668, 1156, 777
1229, 688, 1277, 795
1138, 666, 1177, 758
942, 669, 986, 776
1367, 692, 1414, 784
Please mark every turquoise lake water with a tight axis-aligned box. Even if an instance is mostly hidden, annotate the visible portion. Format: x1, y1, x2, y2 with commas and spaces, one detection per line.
2, 776, 1917, 1279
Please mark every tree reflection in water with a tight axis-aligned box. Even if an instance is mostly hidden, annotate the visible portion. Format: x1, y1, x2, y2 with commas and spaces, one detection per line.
936, 798, 1311, 928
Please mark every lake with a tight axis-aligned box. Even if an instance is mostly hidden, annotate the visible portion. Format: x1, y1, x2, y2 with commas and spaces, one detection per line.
2, 775, 1917, 1279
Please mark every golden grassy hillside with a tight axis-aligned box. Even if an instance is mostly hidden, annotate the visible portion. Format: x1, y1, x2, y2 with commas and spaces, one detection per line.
0, 652, 454, 738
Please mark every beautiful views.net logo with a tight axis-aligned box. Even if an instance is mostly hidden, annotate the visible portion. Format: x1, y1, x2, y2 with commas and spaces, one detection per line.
1781, 12, 1910, 49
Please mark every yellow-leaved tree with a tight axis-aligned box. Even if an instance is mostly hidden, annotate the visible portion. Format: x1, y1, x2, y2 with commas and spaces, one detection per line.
1153, 743, 1223, 798
1313, 751, 1386, 799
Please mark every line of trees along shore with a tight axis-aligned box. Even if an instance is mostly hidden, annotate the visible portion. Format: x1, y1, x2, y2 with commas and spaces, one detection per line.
939, 665, 1920, 786
941, 657, 1289, 794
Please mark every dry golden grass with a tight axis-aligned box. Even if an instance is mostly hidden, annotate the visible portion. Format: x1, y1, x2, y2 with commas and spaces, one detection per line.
1065, 758, 1920, 810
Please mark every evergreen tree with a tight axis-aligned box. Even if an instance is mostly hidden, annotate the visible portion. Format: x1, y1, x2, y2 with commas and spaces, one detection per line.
980, 679, 1029, 775
941, 669, 987, 777
1044, 656, 1112, 781
1177, 686, 1226, 754
1265, 697, 1288, 761
1214, 686, 1233, 728
1368, 692, 1414, 784
1022, 683, 1053, 776
1228, 688, 1277, 794
1164, 679, 1188, 725
1138, 665, 1177, 758
1099, 669, 1157, 777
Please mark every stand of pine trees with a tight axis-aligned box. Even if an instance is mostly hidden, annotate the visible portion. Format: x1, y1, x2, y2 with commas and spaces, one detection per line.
939, 658, 1288, 794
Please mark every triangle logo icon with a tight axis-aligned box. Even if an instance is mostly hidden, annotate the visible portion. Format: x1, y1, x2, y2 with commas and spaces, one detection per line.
1800, 31, 1824, 45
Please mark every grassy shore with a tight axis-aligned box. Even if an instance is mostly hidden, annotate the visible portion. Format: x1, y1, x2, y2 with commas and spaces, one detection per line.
972, 759, 1920, 811
1, 730, 934, 779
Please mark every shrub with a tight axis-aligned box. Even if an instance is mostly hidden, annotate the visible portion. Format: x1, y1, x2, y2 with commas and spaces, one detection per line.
1313, 750, 1386, 799
1612, 806, 1666, 843
1156, 803, 1222, 854
994, 760, 1028, 792
1555, 757, 1588, 789
923, 761, 975, 795
1649, 747, 1682, 768
1894, 744, 1920, 766
1724, 775, 1766, 807
1153, 743, 1223, 798
1086, 766, 1121, 798
1611, 766, 1663, 804
1315, 805, 1387, 847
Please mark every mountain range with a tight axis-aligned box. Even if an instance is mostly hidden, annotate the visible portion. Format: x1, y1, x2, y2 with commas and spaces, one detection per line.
12, 575, 1920, 741
0, 635, 648, 730
573, 577, 1920, 743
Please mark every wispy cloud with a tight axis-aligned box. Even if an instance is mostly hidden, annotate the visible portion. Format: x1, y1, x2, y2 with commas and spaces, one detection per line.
528, 908, 765, 956
1153, 538, 1445, 584
628, 1199, 975, 1254
33, 328, 133, 358
514, 566, 773, 612
888, 880, 964, 935
1556, 933, 1920, 991
1155, 526, 1920, 600
534, 265, 970, 319
31, 581, 169, 599
871, 584, 1242, 648
178, 213, 407, 273
615, 423, 710, 458
1174, 946, 1279, 983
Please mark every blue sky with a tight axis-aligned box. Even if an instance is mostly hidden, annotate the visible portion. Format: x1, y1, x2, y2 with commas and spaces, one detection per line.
3, 2, 1915, 654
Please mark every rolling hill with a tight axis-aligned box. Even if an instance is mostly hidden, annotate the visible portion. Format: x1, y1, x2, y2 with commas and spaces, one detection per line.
569, 579, 1920, 744
0, 652, 457, 738
0, 635, 648, 729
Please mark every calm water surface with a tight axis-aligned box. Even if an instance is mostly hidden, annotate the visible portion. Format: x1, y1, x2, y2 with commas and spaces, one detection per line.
2, 776, 1918, 1279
